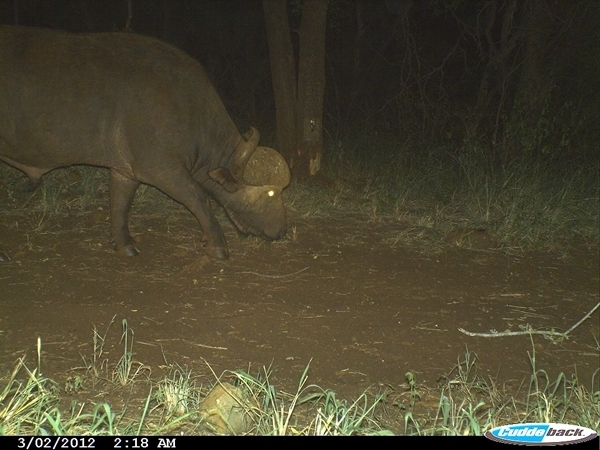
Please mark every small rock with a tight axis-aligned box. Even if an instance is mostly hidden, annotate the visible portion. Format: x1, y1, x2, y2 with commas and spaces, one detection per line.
198, 382, 257, 435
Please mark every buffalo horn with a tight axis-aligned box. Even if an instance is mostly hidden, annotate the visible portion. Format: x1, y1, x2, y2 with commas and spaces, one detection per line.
231, 126, 260, 174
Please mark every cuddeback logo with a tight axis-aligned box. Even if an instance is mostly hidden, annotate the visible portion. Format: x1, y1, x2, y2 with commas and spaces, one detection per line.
485, 423, 598, 445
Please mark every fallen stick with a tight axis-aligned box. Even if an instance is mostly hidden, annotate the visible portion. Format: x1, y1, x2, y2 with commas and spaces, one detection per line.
459, 302, 600, 340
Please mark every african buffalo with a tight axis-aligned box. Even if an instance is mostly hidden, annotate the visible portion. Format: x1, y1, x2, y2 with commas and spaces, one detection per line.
0, 26, 290, 260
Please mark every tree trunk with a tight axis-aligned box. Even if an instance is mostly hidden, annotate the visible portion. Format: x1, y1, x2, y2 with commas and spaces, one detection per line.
124, 0, 133, 31
295, 0, 329, 178
262, 0, 298, 165
345, 0, 365, 130
263, 0, 329, 179
506, 0, 554, 157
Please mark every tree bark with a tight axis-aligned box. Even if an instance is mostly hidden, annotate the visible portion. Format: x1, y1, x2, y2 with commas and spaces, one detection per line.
295, 0, 329, 178
125, 0, 133, 31
262, 0, 298, 165
263, 0, 329, 179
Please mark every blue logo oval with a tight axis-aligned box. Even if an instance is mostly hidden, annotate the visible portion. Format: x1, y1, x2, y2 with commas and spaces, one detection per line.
485, 423, 598, 445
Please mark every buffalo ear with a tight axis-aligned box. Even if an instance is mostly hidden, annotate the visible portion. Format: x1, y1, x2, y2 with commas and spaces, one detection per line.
209, 168, 241, 193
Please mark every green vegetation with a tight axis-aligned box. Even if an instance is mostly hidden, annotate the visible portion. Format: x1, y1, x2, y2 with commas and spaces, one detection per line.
287, 132, 598, 254
398, 346, 600, 435
0, 104, 597, 438
0, 2, 597, 438
3, 128, 596, 257
0, 324, 597, 436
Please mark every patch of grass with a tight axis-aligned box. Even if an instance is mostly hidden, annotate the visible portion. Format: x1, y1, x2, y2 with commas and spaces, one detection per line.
1, 328, 598, 435
284, 133, 598, 254
0, 358, 59, 435
218, 362, 391, 435
79, 318, 111, 383
2, 131, 596, 255
388, 347, 600, 436
0, 164, 184, 220
154, 366, 200, 419
525, 344, 600, 430
22, 166, 107, 215
76, 316, 149, 389
112, 319, 150, 386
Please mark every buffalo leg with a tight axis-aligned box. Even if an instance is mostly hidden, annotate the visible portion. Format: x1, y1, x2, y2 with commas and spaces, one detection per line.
109, 170, 140, 256
149, 171, 229, 260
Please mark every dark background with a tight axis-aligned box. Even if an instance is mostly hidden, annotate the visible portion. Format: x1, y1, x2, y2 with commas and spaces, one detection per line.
0, 0, 598, 163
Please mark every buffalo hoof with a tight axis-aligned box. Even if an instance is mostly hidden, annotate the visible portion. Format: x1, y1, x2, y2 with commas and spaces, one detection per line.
116, 244, 140, 257
205, 246, 229, 260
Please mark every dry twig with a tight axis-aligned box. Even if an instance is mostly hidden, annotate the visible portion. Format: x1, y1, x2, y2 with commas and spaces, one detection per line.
459, 302, 600, 340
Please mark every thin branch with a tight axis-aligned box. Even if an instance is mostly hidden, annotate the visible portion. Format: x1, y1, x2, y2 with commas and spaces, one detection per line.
459, 302, 600, 340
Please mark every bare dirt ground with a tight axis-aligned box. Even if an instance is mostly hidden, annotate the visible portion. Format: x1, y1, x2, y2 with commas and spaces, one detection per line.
0, 191, 598, 420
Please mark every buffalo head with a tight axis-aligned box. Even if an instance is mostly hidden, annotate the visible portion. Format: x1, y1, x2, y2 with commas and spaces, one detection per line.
207, 127, 290, 242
